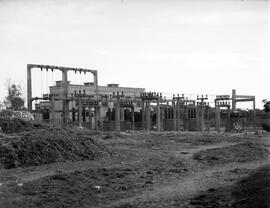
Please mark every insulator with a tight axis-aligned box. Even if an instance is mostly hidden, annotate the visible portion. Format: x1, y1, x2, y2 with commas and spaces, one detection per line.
79, 90, 81, 94
83, 90, 86, 94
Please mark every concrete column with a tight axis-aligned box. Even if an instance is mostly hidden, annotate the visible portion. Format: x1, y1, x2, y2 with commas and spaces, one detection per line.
88, 106, 91, 126
142, 100, 145, 130
215, 107, 220, 133
94, 72, 98, 95
146, 101, 151, 132
206, 107, 210, 132
201, 105, 205, 132
157, 98, 161, 132
196, 106, 200, 131
115, 98, 121, 132
160, 106, 164, 131
27, 64, 32, 111
120, 108, 125, 121
185, 107, 189, 131
62, 70, 69, 124
78, 98, 82, 127
253, 98, 256, 129
94, 106, 99, 130
51, 96, 55, 123
177, 102, 181, 131
131, 107, 135, 131
232, 89, 236, 111
173, 102, 177, 131
226, 107, 230, 131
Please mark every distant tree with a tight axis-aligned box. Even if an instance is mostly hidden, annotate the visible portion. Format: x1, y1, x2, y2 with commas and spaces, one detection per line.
262, 99, 270, 112
4, 80, 25, 110
0, 101, 4, 111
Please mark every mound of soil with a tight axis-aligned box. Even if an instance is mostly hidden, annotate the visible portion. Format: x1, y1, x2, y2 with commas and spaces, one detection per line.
189, 165, 270, 208
0, 118, 38, 133
232, 164, 270, 208
0, 129, 110, 169
261, 123, 270, 132
193, 142, 269, 165
189, 187, 232, 208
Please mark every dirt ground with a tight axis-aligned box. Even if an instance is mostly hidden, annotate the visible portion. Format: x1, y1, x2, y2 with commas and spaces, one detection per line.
0, 126, 269, 208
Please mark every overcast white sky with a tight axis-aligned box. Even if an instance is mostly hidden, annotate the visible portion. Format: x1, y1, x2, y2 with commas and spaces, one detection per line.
0, 0, 269, 109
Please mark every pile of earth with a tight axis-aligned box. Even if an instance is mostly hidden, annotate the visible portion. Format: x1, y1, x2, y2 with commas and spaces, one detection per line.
0, 117, 41, 134
189, 164, 270, 208
193, 142, 269, 165
0, 129, 110, 169
232, 164, 270, 208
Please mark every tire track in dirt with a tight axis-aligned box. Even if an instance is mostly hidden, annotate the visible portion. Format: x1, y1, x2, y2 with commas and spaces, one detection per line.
101, 160, 269, 208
